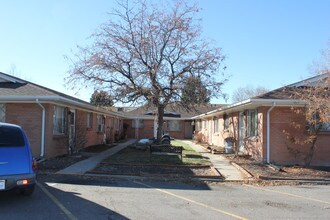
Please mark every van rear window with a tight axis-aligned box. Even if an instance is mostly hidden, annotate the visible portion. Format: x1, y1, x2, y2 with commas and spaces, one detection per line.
0, 126, 25, 147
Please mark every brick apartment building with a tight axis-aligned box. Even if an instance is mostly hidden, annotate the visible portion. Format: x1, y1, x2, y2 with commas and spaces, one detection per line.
193, 74, 330, 166
0, 72, 123, 159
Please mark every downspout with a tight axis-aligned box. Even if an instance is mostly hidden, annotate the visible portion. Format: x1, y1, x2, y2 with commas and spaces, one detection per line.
266, 102, 276, 164
36, 99, 45, 158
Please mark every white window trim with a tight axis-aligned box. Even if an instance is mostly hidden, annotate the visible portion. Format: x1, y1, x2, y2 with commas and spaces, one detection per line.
0, 104, 5, 122
132, 119, 144, 128
87, 112, 93, 128
53, 106, 67, 135
247, 109, 258, 137
97, 115, 105, 133
168, 120, 180, 131
213, 117, 219, 133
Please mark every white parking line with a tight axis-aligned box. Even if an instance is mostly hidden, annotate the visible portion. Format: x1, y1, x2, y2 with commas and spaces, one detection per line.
36, 181, 77, 220
244, 184, 330, 205
134, 181, 249, 220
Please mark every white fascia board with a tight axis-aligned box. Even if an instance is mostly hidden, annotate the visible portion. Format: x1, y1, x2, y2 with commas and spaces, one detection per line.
191, 99, 253, 119
124, 116, 192, 120
192, 98, 306, 119
0, 96, 123, 118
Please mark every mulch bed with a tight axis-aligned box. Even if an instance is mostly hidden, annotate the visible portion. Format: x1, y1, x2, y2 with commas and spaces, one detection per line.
89, 163, 221, 179
227, 155, 330, 180
82, 144, 117, 153
38, 144, 117, 173
38, 142, 330, 184
38, 154, 89, 173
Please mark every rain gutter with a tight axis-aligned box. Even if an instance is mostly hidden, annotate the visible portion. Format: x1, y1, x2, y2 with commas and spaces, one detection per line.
36, 99, 45, 158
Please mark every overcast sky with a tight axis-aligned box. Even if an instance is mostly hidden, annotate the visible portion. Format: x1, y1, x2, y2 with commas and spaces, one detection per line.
0, 0, 329, 104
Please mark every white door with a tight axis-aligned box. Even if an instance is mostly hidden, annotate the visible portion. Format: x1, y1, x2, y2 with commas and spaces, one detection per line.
69, 109, 76, 154
238, 112, 245, 152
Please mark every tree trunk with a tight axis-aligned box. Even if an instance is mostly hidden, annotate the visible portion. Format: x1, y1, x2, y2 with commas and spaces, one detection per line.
156, 105, 165, 143
304, 136, 318, 166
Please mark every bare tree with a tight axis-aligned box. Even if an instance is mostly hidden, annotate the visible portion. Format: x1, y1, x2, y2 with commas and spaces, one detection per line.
232, 85, 269, 103
284, 43, 330, 166
66, 0, 226, 142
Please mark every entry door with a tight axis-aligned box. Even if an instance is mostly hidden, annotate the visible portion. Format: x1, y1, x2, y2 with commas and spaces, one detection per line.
184, 121, 193, 139
69, 109, 76, 154
238, 112, 245, 152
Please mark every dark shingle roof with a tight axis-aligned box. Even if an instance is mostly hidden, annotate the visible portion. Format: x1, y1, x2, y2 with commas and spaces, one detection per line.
122, 103, 226, 119
0, 72, 91, 106
0, 82, 57, 96
253, 87, 295, 100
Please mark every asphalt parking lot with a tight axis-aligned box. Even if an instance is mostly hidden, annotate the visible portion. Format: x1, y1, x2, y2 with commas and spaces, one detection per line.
1, 174, 330, 220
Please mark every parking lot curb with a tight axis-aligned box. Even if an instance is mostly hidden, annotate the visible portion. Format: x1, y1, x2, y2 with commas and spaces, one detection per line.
258, 175, 330, 184
39, 172, 225, 183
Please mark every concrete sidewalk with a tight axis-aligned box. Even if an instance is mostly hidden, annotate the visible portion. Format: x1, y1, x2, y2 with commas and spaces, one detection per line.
57, 139, 136, 175
57, 138, 244, 181
181, 140, 244, 181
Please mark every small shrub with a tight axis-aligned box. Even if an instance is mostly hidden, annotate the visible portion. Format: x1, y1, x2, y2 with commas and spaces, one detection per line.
194, 132, 206, 144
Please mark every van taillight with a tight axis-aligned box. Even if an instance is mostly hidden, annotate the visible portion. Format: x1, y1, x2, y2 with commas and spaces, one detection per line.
32, 159, 38, 171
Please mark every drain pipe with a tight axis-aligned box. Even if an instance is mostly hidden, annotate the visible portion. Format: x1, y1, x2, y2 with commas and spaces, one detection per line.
266, 102, 276, 164
36, 99, 45, 158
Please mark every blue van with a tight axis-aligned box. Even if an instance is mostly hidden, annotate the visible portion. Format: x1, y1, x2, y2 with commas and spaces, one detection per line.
0, 122, 37, 196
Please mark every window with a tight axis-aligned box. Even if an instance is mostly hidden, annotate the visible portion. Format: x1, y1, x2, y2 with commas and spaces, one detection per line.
168, 120, 180, 131
319, 112, 330, 132
114, 118, 119, 129
213, 117, 219, 133
321, 122, 330, 131
0, 104, 5, 122
97, 115, 105, 132
320, 113, 330, 131
247, 110, 258, 137
195, 120, 201, 131
53, 106, 67, 135
202, 120, 207, 129
87, 112, 93, 128
132, 119, 144, 128
224, 114, 229, 130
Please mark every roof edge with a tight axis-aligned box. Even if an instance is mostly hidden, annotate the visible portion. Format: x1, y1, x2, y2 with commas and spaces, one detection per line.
0, 96, 123, 117
192, 98, 306, 119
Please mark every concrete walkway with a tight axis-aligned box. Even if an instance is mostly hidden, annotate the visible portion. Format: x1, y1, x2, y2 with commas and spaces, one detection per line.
57, 139, 136, 175
181, 140, 244, 181
57, 138, 244, 181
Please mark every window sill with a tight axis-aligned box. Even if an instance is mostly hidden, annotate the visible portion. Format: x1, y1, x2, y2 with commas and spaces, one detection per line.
246, 136, 258, 142
52, 134, 67, 139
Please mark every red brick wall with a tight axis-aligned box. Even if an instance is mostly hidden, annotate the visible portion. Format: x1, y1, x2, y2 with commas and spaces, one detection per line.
5, 103, 123, 158
268, 107, 330, 166
5, 103, 42, 158
124, 119, 186, 139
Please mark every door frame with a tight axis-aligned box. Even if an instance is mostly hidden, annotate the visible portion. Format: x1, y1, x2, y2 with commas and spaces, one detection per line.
238, 111, 245, 152
68, 109, 76, 154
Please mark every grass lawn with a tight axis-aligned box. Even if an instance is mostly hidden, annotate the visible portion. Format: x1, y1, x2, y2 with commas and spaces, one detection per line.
102, 140, 211, 165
